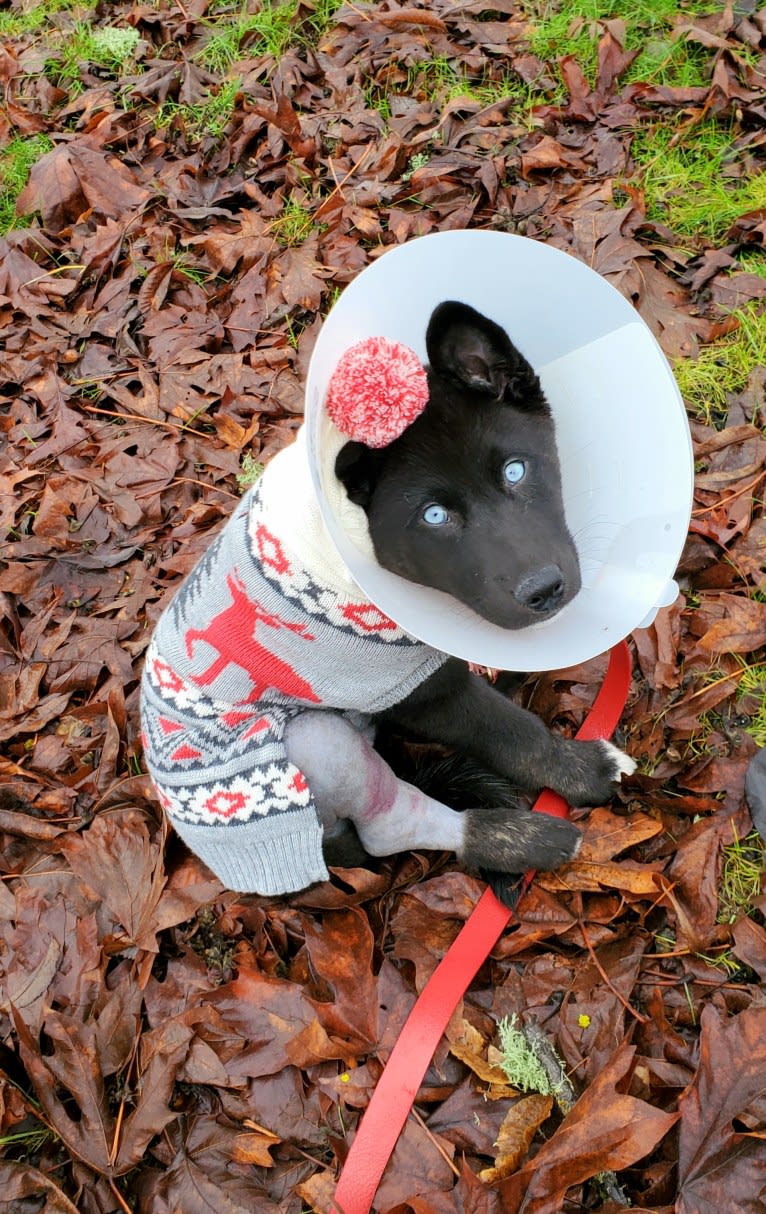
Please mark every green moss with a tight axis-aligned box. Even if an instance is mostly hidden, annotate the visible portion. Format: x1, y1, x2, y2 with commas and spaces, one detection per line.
46, 21, 140, 94
738, 663, 766, 749
497, 1014, 554, 1095
237, 451, 266, 491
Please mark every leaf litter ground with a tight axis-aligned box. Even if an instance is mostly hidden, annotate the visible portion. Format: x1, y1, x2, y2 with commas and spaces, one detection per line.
1, 1, 766, 1211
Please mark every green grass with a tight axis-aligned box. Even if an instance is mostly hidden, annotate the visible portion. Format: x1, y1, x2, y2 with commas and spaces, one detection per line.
196, 1, 300, 71
410, 58, 539, 109
0, 0, 97, 38
524, 0, 721, 92
673, 302, 766, 424
195, 0, 343, 72
367, 58, 541, 133
631, 117, 766, 244
268, 195, 322, 246
0, 1122, 55, 1153
717, 826, 766, 924
0, 134, 54, 235
237, 451, 265, 491
738, 663, 766, 748
156, 77, 241, 141
44, 21, 140, 92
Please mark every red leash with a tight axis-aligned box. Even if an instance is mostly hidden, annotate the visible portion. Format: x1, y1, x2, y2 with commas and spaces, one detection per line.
331, 640, 632, 1214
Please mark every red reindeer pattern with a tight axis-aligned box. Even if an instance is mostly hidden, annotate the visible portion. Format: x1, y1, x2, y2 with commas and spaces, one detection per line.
185, 573, 321, 704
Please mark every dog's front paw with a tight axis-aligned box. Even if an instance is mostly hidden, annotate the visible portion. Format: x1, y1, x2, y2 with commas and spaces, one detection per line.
461, 804, 582, 875
551, 737, 636, 807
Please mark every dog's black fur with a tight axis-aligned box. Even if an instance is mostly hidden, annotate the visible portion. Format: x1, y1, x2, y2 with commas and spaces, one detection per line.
328, 302, 630, 898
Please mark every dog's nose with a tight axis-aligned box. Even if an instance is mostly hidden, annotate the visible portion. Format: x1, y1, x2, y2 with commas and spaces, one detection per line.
514, 565, 565, 613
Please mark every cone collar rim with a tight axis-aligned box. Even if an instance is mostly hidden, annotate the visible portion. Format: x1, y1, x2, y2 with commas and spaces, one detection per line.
304, 232, 693, 671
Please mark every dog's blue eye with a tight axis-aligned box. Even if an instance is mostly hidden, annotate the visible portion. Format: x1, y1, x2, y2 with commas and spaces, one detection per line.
423, 504, 449, 526
503, 459, 526, 485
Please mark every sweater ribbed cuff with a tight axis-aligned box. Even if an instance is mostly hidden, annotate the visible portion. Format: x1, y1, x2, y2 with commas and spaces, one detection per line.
169, 808, 329, 896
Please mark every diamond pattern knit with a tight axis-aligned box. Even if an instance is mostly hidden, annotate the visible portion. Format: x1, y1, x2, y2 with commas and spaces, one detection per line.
140, 436, 446, 895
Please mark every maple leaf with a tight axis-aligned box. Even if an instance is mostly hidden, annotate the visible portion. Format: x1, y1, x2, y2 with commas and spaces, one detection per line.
498, 1041, 678, 1211
677, 1004, 766, 1214
16, 143, 151, 232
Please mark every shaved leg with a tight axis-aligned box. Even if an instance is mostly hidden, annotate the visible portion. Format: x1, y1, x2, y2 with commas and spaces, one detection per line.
283, 711, 581, 873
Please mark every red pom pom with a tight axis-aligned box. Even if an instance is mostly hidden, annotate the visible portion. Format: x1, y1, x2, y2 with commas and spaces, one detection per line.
325, 337, 429, 448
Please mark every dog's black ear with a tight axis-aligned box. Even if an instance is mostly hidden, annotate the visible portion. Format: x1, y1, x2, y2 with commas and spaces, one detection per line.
426, 300, 543, 406
335, 441, 387, 510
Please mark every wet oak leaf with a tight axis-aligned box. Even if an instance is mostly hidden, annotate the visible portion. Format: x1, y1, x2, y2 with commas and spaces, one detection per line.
150, 1143, 279, 1212
478, 1094, 554, 1184
200, 969, 345, 1079
274, 244, 328, 311
17, 143, 151, 232
664, 811, 748, 956
373, 1112, 457, 1211
57, 810, 170, 953
575, 806, 664, 862
498, 1041, 678, 1212
295, 1168, 337, 1213
677, 1003, 766, 1214
301, 907, 378, 1049
11, 1009, 115, 1174
426, 1074, 514, 1159
697, 594, 766, 654
537, 858, 661, 896
0, 1162, 81, 1213
732, 916, 766, 981
447, 1019, 514, 1091
184, 209, 270, 274
112, 1016, 196, 1173
521, 135, 581, 177
142, 304, 225, 374
634, 259, 714, 359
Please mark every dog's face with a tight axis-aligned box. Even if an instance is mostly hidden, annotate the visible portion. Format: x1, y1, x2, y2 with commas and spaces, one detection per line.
335, 301, 581, 630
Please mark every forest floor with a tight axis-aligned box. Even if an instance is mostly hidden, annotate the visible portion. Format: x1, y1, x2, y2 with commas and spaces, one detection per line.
1, 1, 766, 1211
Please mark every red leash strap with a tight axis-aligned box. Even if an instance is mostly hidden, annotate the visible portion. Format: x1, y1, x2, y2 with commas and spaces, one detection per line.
331, 640, 632, 1214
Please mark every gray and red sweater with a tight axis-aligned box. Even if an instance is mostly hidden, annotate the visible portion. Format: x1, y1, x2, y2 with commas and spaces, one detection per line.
140, 431, 446, 895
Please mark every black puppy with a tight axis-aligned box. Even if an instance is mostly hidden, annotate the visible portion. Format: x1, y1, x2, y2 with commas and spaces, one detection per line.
323, 301, 633, 885
141, 297, 633, 902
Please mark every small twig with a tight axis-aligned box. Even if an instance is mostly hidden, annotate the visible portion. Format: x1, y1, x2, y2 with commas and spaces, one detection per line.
522, 1023, 576, 1115
108, 1180, 133, 1214
79, 403, 213, 440
692, 469, 766, 516
135, 476, 239, 502
315, 144, 374, 219
637, 971, 744, 991
409, 1105, 461, 1177
109, 1026, 143, 1168
578, 920, 648, 1024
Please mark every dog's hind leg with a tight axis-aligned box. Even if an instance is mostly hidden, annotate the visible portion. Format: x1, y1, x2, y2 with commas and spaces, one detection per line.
283, 711, 581, 877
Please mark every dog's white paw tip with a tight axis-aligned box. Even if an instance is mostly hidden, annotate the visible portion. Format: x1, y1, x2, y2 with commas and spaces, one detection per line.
600, 740, 637, 779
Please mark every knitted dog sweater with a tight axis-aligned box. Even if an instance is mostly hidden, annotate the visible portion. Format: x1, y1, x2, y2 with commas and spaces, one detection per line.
140, 431, 446, 895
